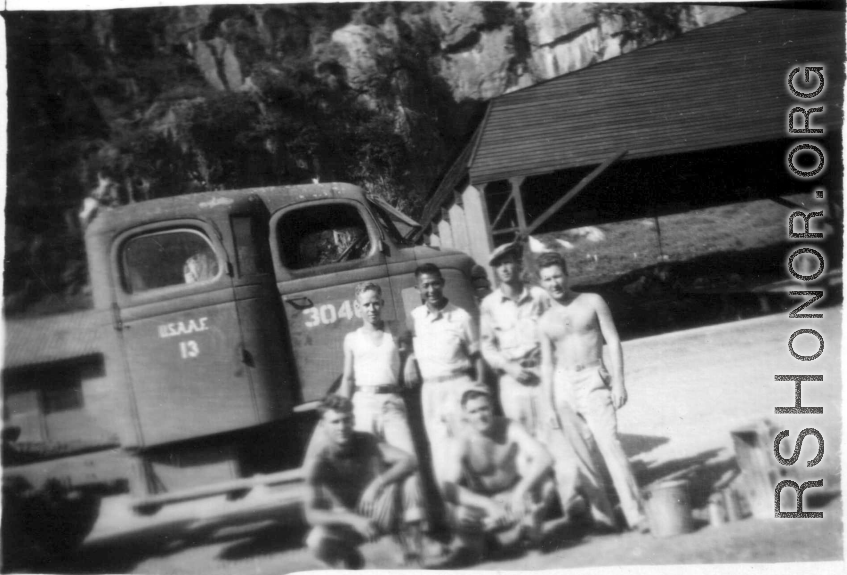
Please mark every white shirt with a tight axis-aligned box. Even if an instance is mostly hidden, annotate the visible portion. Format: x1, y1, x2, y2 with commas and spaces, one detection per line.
411, 302, 479, 381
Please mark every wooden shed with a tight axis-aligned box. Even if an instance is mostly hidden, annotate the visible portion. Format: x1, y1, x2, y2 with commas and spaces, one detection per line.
415, 7, 844, 277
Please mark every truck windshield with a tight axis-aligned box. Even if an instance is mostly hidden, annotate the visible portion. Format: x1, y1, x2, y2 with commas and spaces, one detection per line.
367, 200, 414, 245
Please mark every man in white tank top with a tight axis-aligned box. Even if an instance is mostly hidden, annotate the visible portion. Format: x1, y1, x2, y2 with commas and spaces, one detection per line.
339, 281, 424, 564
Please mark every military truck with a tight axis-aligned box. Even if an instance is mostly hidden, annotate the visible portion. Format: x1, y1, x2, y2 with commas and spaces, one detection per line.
2, 183, 490, 557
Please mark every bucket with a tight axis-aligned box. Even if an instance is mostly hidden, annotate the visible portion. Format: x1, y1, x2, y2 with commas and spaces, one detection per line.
644, 480, 694, 537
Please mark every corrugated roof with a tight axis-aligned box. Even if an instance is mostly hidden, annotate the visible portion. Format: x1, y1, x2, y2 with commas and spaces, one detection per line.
469, 8, 844, 184
3, 311, 108, 370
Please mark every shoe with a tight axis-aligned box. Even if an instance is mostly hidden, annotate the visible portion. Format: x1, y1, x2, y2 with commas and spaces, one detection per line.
628, 517, 650, 534
342, 549, 365, 570
424, 545, 481, 569
401, 551, 423, 567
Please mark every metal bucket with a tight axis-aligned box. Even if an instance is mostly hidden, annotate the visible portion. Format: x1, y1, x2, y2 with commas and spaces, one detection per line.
644, 480, 694, 537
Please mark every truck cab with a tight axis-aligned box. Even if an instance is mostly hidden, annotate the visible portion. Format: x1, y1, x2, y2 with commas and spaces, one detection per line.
3, 183, 488, 557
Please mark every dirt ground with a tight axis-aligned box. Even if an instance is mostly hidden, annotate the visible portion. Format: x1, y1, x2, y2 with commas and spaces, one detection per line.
13, 309, 844, 574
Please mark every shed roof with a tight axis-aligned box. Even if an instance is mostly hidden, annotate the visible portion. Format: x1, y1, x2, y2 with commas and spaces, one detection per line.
468, 7, 844, 184
3, 312, 108, 370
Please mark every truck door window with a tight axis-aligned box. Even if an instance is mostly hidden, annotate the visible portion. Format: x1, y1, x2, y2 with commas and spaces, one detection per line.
277, 204, 371, 270
122, 229, 220, 293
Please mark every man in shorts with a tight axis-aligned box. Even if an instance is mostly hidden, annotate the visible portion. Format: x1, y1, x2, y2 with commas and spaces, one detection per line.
303, 394, 423, 568
537, 252, 647, 531
434, 388, 556, 567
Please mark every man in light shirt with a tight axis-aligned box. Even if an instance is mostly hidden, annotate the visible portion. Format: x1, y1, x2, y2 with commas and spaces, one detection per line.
406, 263, 485, 482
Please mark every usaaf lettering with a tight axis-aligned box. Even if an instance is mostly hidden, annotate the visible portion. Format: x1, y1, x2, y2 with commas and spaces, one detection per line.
774, 64, 827, 519
157, 317, 209, 338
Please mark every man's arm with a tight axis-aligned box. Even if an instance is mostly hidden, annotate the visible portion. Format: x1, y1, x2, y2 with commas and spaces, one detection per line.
358, 440, 417, 518
339, 333, 355, 398
508, 421, 553, 513
594, 295, 626, 409
481, 299, 536, 384
539, 322, 557, 426
480, 300, 507, 371
462, 311, 486, 386
303, 455, 376, 538
376, 441, 418, 484
402, 315, 421, 388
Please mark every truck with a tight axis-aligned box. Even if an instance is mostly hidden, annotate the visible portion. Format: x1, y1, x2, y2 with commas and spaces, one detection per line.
2, 183, 490, 559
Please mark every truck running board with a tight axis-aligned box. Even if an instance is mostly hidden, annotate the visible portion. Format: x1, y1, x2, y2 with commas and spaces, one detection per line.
131, 467, 305, 512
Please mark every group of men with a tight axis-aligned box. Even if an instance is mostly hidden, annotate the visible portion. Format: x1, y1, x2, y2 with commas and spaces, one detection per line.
302, 242, 646, 569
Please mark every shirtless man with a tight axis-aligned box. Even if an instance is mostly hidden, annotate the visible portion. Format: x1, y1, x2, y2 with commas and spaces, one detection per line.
537, 252, 646, 531
435, 389, 555, 566
303, 395, 423, 568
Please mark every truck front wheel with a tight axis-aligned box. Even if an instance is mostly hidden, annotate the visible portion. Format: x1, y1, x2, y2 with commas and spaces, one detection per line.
17, 483, 101, 558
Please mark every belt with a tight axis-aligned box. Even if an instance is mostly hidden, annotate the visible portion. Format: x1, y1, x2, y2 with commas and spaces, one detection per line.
423, 369, 473, 384
562, 361, 602, 373
355, 384, 401, 395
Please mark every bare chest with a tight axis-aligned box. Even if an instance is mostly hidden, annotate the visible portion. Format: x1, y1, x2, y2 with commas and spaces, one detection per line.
542, 305, 597, 339
465, 438, 518, 476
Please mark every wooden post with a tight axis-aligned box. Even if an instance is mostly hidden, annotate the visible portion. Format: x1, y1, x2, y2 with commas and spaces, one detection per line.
509, 176, 527, 237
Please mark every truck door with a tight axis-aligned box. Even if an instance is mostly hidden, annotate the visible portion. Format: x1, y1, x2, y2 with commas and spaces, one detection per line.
270, 200, 397, 404
113, 220, 258, 446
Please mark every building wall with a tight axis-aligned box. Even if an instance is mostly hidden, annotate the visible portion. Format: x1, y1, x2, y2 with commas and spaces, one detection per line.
426, 185, 494, 279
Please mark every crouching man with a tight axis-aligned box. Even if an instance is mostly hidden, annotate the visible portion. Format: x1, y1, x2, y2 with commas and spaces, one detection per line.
433, 388, 556, 567
304, 394, 424, 569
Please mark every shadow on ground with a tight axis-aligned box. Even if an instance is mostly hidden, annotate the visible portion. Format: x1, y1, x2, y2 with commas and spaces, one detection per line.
619, 434, 670, 459
11, 511, 308, 574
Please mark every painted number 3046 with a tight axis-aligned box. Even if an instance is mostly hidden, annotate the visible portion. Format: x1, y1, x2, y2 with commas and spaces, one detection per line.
303, 300, 361, 328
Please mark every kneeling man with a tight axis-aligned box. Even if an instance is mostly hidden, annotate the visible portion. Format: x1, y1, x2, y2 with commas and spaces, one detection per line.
437, 388, 555, 566
304, 394, 423, 568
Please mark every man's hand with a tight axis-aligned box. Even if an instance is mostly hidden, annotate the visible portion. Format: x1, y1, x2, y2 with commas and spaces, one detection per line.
403, 356, 422, 389
482, 502, 511, 530
509, 490, 529, 519
358, 477, 385, 517
610, 382, 628, 409
506, 364, 537, 385
351, 515, 379, 541
453, 505, 484, 530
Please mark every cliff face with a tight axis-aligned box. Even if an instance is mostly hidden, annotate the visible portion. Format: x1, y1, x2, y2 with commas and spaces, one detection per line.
3, 3, 743, 314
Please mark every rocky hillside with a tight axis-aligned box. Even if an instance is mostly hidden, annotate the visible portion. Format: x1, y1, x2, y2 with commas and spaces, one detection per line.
3, 3, 742, 315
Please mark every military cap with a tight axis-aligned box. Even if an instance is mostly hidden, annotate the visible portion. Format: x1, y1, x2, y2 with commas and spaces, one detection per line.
488, 241, 522, 266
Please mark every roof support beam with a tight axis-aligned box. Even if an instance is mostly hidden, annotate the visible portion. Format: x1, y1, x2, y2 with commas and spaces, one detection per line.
489, 192, 515, 230
524, 149, 628, 237
511, 177, 528, 236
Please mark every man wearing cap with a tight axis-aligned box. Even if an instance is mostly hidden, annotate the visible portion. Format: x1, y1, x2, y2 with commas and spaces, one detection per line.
481, 242, 617, 530
480, 241, 550, 437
